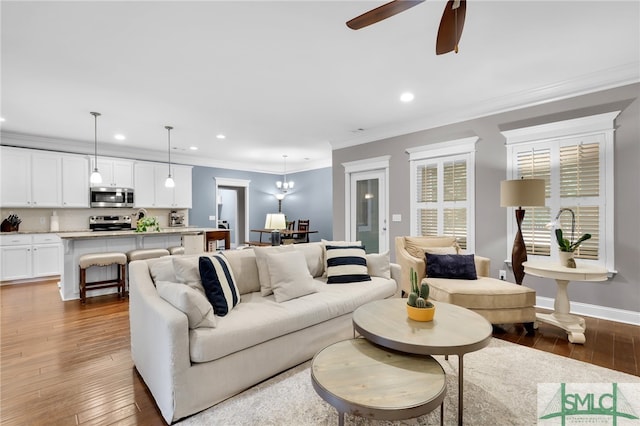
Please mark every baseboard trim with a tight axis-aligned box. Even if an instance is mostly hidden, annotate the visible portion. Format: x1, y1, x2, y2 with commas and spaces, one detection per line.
536, 296, 640, 326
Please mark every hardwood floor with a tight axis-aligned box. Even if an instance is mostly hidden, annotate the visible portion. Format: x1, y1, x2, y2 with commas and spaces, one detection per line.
1, 280, 638, 425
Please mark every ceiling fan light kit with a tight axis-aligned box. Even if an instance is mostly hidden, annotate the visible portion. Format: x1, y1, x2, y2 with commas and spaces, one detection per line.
346, 0, 466, 55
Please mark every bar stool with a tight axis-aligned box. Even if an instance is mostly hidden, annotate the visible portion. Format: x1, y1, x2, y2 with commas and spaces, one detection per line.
168, 246, 185, 255
79, 252, 127, 304
126, 248, 170, 262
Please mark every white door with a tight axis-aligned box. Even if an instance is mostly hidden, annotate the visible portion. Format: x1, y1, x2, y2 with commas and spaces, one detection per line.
348, 170, 387, 253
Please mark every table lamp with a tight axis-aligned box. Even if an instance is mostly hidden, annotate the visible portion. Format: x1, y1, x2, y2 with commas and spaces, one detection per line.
265, 213, 286, 246
500, 178, 545, 284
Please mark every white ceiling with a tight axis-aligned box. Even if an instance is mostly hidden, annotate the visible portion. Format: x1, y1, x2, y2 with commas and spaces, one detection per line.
2, 1, 638, 174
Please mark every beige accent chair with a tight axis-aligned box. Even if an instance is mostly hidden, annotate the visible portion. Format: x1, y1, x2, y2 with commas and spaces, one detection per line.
395, 236, 536, 333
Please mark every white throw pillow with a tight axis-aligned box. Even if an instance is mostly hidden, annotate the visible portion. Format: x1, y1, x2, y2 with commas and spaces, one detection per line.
366, 251, 391, 279
156, 281, 217, 329
266, 251, 317, 302
321, 239, 362, 276
173, 256, 207, 294
148, 257, 177, 283
253, 245, 295, 296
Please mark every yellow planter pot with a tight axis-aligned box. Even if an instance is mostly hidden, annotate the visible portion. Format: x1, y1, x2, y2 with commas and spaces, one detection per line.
406, 304, 436, 322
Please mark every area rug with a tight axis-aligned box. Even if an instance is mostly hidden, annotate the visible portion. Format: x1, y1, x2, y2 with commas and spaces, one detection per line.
177, 338, 640, 425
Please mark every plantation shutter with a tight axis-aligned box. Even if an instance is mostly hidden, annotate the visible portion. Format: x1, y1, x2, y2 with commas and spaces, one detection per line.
516, 148, 551, 256
559, 143, 600, 259
414, 158, 469, 250
504, 111, 617, 270
443, 160, 467, 249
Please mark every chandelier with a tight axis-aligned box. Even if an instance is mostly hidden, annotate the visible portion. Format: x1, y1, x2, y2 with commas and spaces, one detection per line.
276, 154, 294, 193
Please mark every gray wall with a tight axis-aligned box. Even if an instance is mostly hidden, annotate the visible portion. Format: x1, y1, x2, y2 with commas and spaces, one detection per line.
190, 165, 333, 243
332, 83, 639, 313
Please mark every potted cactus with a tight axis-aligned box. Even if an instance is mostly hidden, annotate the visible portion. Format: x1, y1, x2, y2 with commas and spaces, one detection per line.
406, 267, 436, 321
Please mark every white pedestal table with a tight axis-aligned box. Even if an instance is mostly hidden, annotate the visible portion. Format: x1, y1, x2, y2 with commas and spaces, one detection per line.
523, 260, 608, 344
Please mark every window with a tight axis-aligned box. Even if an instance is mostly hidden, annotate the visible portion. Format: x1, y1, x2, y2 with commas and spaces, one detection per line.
503, 111, 618, 271
408, 137, 477, 251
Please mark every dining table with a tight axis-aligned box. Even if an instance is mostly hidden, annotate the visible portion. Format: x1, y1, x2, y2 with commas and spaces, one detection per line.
247, 228, 318, 246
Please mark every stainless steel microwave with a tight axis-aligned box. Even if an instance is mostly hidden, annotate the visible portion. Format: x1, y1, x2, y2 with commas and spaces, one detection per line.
90, 187, 135, 208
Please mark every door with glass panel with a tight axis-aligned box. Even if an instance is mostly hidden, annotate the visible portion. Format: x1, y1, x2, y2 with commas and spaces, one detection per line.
349, 170, 387, 253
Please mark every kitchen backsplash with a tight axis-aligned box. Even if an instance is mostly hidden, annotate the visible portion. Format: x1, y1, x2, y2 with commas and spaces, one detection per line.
0, 208, 189, 233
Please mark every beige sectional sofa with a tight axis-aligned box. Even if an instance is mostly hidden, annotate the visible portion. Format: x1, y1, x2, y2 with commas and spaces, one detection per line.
395, 236, 537, 327
129, 242, 400, 424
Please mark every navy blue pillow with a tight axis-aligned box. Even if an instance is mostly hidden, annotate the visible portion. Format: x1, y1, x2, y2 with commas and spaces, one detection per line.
426, 253, 477, 280
199, 255, 240, 316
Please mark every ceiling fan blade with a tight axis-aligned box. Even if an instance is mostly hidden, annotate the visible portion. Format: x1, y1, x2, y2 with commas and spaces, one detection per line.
347, 0, 425, 30
436, 0, 467, 55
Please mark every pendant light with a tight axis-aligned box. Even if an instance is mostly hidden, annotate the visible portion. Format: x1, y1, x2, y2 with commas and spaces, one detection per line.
89, 112, 102, 184
275, 154, 294, 192
164, 125, 175, 188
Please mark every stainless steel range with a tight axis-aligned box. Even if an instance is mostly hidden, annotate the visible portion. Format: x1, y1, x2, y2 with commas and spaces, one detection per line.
89, 215, 132, 231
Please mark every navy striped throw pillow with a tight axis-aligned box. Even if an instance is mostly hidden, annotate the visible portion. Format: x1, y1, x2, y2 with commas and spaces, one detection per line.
325, 245, 371, 284
199, 255, 240, 316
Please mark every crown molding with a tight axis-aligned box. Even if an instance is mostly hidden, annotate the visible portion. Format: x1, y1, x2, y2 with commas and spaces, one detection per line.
330, 62, 640, 150
0, 131, 331, 174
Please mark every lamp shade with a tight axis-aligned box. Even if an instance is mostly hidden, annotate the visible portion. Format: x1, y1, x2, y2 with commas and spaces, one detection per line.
265, 213, 286, 230
500, 179, 545, 207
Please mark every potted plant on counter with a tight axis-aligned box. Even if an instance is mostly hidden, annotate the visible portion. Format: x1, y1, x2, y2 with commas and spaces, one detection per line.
135, 216, 160, 233
406, 267, 435, 322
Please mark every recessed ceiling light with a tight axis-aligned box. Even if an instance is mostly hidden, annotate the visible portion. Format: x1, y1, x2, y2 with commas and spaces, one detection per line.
216, 134, 226, 139
189, 146, 198, 150
400, 92, 415, 103
0, 117, 5, 122
114, 134, 126, 141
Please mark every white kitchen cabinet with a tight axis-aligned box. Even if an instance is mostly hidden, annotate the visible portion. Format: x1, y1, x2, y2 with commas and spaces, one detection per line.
61, 154, 90, 207
171, 165, 193, 208
134, 162, 192, 208
0, 148, 31, 206
91, 157, 134, 188
0, 234, 61, 281
133, 162, 157, 207
31, 152, 62, 207
32, 234, 63, 277
0, 147, 61, 207
155, 164, 192, 208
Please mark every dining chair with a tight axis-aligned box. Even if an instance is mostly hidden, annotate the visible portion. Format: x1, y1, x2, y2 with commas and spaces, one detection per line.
294, 219, 310, 243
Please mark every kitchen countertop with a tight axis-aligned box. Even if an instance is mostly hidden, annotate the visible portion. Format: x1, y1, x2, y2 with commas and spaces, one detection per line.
57, 227, 216, 240
2, 227, 226, 240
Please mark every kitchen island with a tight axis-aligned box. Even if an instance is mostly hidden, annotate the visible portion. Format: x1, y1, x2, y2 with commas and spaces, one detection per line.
58, 227, 221, 301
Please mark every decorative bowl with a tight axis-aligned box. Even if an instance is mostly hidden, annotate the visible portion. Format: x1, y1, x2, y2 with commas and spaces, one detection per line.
406, 304, 436, 322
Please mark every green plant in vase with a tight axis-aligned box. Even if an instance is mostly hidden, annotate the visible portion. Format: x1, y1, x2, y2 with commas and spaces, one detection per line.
135, 216, 160, 233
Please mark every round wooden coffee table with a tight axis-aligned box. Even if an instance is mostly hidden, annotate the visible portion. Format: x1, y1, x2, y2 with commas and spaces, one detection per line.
311, 338, 446, 426
352, 299, 492, 426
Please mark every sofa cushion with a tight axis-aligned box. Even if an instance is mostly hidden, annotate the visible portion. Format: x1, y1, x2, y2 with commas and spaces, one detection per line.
148, 256, 177, 283
188, 276, 397, 363
199, 255, 240, 316
173, 256, 207, 293
426, 253, 477, 280
404, 236, 458, 259
254, 245, 296, 296
221, 249, 260, 295
326, 245, 371, 284
266, 251, 317, 302
156, 280, 217, 329
366, 251, 390, 279
292, 242, 324, 277
427, 276, 536, 310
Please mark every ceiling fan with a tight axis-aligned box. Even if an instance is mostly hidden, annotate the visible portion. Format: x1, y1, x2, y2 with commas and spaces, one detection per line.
346, 0, 466, 55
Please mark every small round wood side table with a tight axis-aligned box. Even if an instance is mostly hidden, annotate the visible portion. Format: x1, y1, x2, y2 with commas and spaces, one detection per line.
311, 338, 446, 426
